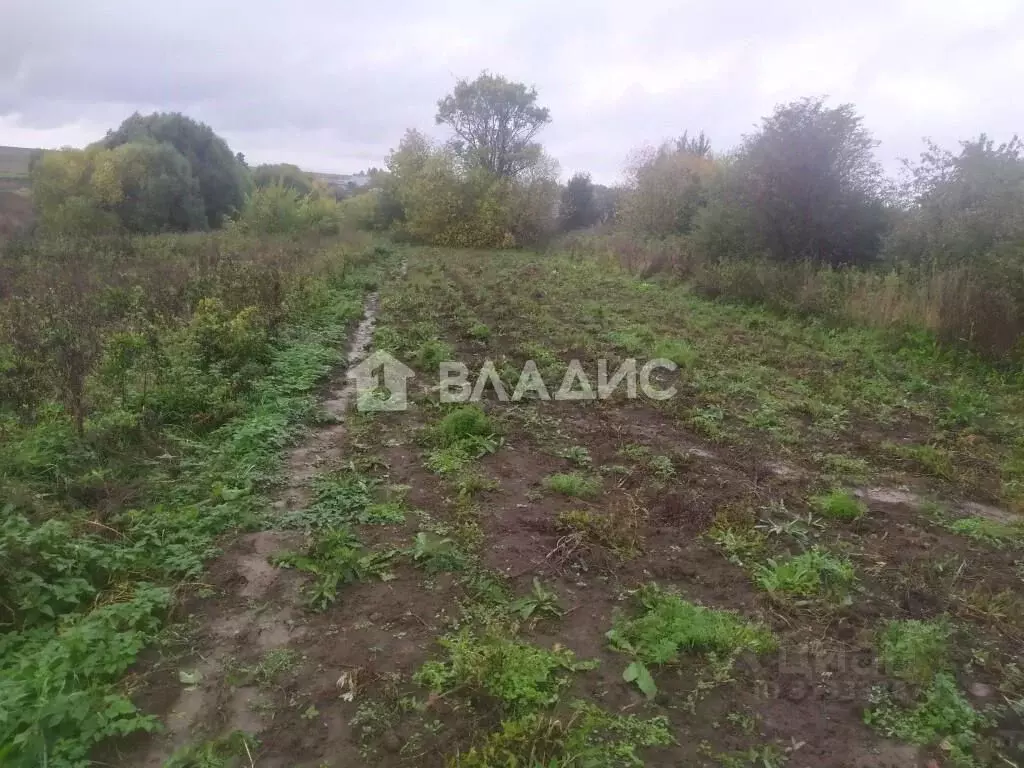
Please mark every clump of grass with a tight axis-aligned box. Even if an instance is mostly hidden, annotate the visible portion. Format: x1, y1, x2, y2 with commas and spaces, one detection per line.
425, 405, 502, 475
413, 630, 597, 712
815, 452, 871, 482
273, 528, 394, 610
877, 618, 952, 685
438, 404, 498, 445
226, 648, 301, 688
415, 338, 454, 370
607, 584, 776, 698
467, 322, 491, 340
864, 673, 986, 766
556, 501, 644, 559
885, 442, 956, 481
706, 525, 766, 566
647, 454, 676, 480
164, 731, 258, 768
753, 548, 855, 599
543, 472, 601, 498
947, 516, 1023, 547
453, 471, 499, 498
617, 443, 651, 461
456, 701, 672, 768
810, 489, 867, 521
652, 338, 697, 368
559, 445, 593, 467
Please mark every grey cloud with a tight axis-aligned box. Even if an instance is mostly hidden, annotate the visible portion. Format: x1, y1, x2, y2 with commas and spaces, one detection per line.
1, 0, 1021, 179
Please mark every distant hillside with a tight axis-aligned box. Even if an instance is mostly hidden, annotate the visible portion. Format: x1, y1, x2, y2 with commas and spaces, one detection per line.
0, 145, 38, 179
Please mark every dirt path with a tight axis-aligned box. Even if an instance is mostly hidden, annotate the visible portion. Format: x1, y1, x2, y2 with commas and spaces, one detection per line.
137, 291, 383, 765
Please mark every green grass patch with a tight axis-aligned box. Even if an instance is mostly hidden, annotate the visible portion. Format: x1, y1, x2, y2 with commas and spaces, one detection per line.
414, 630, 597, 712
753, 548, 855, 599
809, 489, 866, 521
414, 338, 454, 370
543, 472, 601, 498
877, 618, 952, 685
865, 673, 986, 767
467, 322, 491, 340
455, 701, 672, 768
652, 338, 697, 368
947, 516, 1023, 547
424, 405, 502, 475
607, 584, 776, 698
164, 730, 259, 768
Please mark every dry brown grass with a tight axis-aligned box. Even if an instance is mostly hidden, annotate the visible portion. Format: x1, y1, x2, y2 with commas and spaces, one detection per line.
558, 231, 1024, 359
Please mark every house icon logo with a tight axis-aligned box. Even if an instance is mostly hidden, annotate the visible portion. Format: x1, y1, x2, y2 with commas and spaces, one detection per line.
348, 351, 415, 411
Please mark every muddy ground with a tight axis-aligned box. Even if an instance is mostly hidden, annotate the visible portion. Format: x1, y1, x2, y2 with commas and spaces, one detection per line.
119, 248, 1024, 768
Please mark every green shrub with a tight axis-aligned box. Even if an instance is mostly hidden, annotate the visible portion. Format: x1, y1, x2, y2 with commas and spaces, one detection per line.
877, 619, 952, 684
438, 405, 497, 445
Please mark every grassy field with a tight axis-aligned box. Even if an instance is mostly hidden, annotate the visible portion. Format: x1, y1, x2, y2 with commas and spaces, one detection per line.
109, 246, 1024, 767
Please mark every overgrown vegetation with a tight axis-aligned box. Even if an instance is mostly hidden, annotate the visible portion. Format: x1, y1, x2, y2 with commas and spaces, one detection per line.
865, 673, 987, 766
414, 629, 596, 712
607, 585, 776, 698
1, 133, 385, 762
273, 527, 395, 610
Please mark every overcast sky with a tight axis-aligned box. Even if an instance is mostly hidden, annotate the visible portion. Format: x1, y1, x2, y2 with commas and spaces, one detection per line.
1, 0, 1021, 183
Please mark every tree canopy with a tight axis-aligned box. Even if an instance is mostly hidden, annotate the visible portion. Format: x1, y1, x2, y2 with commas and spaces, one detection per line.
729, 97, 888, 265
252, 163, 314, 196
102, 112, 249, 228
436, 72, 551, 178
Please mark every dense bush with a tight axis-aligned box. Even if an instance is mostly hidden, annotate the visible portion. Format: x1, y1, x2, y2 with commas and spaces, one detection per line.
32, 113, 249, 235
234, 184, 343, 235
376, 130, 557, 247
102, 112, 250, 228
252, 162, 314, 196
618, 138, 716, 237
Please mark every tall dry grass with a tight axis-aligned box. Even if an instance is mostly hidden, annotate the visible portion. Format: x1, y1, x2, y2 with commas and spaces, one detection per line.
558, 232, 1024, 359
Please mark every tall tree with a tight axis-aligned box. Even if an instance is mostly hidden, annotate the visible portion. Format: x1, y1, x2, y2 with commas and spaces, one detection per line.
733, 97, 887, 265
435, 72, 551, 178
559, 172, 597, 231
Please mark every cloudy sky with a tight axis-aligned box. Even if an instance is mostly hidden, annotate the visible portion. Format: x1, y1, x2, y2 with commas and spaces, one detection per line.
1, 0, 1021, 183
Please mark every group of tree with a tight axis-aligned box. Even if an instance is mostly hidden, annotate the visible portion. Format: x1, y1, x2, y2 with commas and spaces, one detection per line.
361, 72, 562, 247
31, 112, 251, 236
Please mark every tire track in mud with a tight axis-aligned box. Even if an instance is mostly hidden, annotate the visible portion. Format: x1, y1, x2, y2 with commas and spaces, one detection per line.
138, 291, 383, 765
